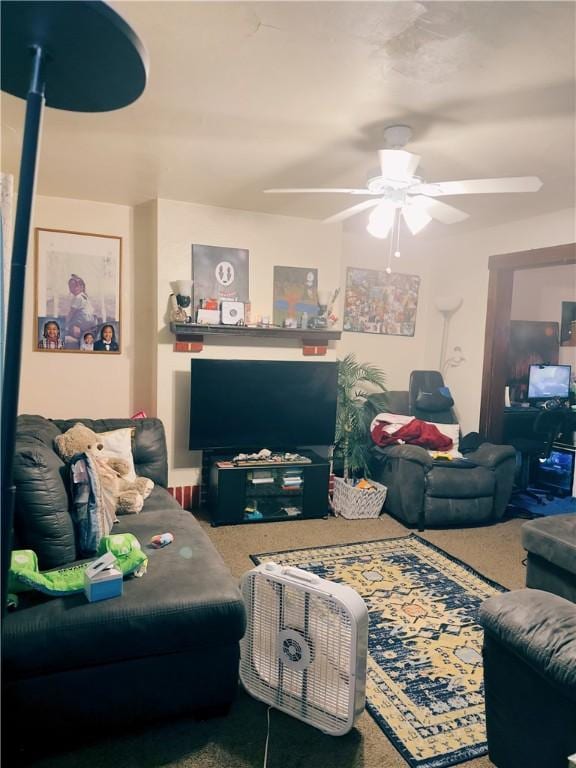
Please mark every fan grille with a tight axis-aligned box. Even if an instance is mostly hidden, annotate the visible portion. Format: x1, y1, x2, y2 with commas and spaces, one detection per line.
240, 571, 356, 734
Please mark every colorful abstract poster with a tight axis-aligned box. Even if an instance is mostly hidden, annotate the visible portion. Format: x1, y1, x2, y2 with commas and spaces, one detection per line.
191, 244, 249, 311
343, 267, 420, 337
273, 266, 318, 326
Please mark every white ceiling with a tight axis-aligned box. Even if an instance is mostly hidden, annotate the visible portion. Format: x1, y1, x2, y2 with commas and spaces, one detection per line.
2, 1, 575, 234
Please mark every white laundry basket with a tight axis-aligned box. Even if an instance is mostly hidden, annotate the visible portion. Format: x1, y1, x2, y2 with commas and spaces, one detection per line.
332, 476, 387, 519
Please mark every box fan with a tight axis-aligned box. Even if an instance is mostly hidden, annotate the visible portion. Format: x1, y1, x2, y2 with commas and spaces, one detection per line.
240, 562, 369, 735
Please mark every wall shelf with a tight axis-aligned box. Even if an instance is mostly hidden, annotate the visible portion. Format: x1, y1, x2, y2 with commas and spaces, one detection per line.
170, 322, 341, 355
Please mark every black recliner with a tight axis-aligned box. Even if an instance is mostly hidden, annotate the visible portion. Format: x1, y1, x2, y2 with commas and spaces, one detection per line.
368, 371, 516, 530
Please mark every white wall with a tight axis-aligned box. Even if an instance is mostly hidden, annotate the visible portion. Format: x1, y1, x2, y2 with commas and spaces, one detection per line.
339, 230, 432, 392
16, 194, 574, 479
19, 196, 134, 419
511, 263, 576, 323
425, 208, 576, 433
155, 199, 343, 486
133, 200, 158, 417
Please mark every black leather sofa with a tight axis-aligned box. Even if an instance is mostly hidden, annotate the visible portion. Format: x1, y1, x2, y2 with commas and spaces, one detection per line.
3, 415, 246, 754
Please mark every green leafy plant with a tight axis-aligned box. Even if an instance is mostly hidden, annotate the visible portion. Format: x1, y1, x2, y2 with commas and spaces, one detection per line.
334, 353, 387, 481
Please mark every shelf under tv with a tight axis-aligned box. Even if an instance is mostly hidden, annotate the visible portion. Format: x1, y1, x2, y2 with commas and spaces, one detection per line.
170, 322, 341, 356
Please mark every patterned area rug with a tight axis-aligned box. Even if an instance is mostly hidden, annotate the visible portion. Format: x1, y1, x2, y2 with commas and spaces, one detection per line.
251, 535, 506, 768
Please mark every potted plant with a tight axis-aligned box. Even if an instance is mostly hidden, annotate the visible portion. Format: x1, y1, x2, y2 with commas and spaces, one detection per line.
332, 353, 388, 518
334, 353, 387, 479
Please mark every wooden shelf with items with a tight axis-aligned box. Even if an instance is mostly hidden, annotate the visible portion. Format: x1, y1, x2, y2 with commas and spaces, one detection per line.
170, 322, 341, 356
208, 450, 329, 526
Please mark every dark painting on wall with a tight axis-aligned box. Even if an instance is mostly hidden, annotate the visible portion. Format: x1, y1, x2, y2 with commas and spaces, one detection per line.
560, 301, 576, 345
273, 266, 318, 326
191, 244, 249, 312
507, 320, 559, 402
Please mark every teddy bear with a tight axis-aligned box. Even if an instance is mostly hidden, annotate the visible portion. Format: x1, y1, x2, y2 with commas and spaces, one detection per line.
55, 422, 154, 515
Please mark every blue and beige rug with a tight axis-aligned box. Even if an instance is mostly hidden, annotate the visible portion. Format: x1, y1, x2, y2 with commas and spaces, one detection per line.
252, 535, 506, 768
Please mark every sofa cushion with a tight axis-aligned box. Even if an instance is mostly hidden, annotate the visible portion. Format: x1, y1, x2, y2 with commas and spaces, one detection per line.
3, 487, 246, 679
426, 463, 495, 498
16, 414, 63, 447
479, 589, 576, 696
522, 514, 576, 578
13, 428, 76, 569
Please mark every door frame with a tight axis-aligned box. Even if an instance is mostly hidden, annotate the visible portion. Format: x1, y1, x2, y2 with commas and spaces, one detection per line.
479, 242, 576, 442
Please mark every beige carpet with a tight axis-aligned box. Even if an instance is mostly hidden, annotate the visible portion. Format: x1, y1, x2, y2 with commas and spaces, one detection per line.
29, 513, 527, 768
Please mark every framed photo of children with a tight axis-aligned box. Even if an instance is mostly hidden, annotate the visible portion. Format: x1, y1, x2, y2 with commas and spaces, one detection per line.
35, 228, 122, 353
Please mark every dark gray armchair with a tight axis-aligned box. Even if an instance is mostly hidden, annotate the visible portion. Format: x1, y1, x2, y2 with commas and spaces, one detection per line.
367, 371, 516, 530
479, 589, 576, 768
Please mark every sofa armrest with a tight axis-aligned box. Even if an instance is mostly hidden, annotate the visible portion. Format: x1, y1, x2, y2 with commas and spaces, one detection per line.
372, 443, 434, 469
465, 442, 516, 469
479, 589, 576, 693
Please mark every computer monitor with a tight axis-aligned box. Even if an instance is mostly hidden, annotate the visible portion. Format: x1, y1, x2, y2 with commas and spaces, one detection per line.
527, 364, 571, 404
533, 446, 576, 498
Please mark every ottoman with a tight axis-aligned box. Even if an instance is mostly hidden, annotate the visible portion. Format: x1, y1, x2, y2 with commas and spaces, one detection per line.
522, 513, 576, 602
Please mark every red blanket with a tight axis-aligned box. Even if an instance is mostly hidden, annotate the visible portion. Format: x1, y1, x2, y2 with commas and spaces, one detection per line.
371, 418, 454, 450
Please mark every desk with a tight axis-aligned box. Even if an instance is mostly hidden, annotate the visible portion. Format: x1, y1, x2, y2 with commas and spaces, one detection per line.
503, 407, 576, 446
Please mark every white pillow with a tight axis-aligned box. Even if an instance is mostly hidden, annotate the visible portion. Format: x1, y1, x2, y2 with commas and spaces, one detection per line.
370, 412, 413, 434
427, 422, 461, 458
98, 427, 137, 481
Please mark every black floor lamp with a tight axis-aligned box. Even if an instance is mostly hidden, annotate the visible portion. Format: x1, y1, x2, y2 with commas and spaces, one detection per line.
1, 1, 148, 612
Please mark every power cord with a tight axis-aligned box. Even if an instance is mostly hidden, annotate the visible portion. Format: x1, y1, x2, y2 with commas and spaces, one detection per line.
263, 706, 272, 768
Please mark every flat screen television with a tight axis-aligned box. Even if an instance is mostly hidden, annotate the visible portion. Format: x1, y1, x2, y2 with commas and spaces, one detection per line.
527, 364, 571, 404
189, 359, 338, 451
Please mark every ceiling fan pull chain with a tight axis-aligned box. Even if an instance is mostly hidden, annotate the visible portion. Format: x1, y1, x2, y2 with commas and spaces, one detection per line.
394, 209, 401, 259
385, 214, 395, 274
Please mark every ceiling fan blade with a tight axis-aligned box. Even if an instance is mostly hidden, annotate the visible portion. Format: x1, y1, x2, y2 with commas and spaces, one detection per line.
264, 187, 373, 195
415, 176, 543, 197
324, 199, 380, 224
378, 149, 420, 180
410, 195, 469, 224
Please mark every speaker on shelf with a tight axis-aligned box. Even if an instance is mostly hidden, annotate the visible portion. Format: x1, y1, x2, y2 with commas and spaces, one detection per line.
221, 301, 245, 326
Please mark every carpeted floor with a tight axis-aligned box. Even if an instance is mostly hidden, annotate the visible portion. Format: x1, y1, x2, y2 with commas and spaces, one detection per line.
28, 513, 528, 768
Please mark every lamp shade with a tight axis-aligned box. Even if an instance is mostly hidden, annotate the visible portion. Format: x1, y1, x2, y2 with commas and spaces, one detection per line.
366, 200, 395, 239
402, 204, 432, 235
173, 280, 193, 297
434, 295, 463, 314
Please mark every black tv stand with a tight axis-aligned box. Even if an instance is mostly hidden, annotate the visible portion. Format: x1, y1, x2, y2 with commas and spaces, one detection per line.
207, 449, 330, 526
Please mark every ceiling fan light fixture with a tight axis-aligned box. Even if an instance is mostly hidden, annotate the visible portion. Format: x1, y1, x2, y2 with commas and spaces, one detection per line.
367, 200, 395, 239
401, 204, 432, 235
378, 149, 420, 182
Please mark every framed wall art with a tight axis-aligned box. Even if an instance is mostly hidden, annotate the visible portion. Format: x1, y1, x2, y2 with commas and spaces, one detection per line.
35, 228, 122, 353
191, 243, 249, 313
343, 267, 420, 337
273, 266, 318, 326
506, 320, 559, 402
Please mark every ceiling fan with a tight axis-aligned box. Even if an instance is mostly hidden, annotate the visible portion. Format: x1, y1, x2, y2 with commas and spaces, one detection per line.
264, 125, 543, 237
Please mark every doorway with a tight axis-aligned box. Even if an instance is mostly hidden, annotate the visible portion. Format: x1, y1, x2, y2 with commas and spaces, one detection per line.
479, 242, 576, 442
